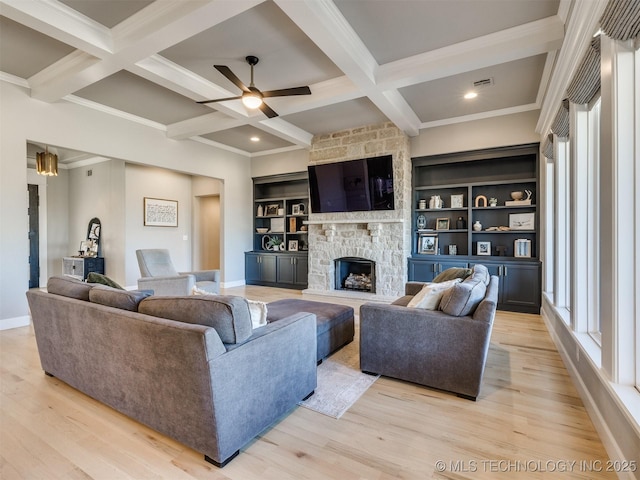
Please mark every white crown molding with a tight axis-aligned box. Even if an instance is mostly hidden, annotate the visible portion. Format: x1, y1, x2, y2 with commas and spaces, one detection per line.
191, 136, 251, 157
250, 144, 307, 158
536, 0, 609, 135
420, 103, 539, 130
0, 71, 29, 88
63, 94, 166, 131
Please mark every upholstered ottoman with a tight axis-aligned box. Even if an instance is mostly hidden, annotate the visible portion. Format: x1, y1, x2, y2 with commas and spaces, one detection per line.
267, 299, 354, 362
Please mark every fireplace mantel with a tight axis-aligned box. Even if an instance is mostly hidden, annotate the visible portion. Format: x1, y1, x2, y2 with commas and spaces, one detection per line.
303, 219, 404, 225
304, 219, 404, 241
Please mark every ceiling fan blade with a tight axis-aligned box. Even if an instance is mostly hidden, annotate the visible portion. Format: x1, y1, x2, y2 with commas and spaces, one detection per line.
196, 96, 242, 105
259, 102, 278, 118
262, 86, 311, 98
214, 65, 250, 92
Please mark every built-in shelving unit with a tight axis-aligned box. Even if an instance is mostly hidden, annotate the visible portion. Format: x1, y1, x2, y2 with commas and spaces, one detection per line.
247, 172, 309, 289
409, 143, 541, 313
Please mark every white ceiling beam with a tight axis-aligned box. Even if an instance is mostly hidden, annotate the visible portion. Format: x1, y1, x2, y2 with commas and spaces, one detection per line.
25, 0, 264, 102
377, 16, 565, 90
167, 113, 245, 140
256, 117, 314, 147
0, 0, 113, 55
276, 0, 421, 136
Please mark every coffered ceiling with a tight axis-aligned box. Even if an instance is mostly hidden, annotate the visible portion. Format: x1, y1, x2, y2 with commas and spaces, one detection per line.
1, 0, 564, 158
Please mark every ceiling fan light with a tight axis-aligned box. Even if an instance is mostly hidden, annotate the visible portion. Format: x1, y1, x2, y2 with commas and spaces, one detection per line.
242, 93, 263, 109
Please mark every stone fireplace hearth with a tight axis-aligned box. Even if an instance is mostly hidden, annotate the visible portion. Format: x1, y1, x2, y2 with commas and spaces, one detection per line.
303, 123, 412, 300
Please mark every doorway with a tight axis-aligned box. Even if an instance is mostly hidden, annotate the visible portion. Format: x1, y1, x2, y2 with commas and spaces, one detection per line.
28, 184, 40, 288
198, 195, 221, 269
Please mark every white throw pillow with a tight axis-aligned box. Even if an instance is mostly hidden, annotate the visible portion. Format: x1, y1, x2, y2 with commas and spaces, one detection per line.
406, 278, 462, 310
192, 285, 214, 296
246, 299, 268, 328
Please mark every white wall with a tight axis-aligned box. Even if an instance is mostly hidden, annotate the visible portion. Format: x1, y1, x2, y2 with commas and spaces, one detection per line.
0, 81, 252, 327
251, 149, 309, 178
410, 110, 541, 157
124, 164, 194, 287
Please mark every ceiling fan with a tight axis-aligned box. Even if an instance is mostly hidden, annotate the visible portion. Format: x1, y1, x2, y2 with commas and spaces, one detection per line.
197, 55, 311, 118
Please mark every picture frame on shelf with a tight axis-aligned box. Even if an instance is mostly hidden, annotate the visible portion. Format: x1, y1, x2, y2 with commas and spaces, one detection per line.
418, 233, 438, 255
436, 218, 450, 230
450, 194, 464, 208
292, 203, 305, 215
288, 240, 299, 251
144, 197, 178, 227
514, 239, 532, 257
509, 212, 535, 230
265, 204, 280, 216
477, 241, 491, 255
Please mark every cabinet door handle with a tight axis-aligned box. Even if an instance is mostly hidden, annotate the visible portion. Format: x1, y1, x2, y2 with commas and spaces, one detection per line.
503, 266, 507, 276
498, 265, 502, 276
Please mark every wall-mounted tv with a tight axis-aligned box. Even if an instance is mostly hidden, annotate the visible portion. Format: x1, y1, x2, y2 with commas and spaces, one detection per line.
308, 155, 394, 213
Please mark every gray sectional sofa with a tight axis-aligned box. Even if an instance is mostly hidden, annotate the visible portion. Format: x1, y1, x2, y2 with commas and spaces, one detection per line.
26, 276, 317, 467
360, 265, 499, 400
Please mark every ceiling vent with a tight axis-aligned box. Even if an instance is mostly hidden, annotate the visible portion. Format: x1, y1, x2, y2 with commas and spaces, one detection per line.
472, 77, 494, 88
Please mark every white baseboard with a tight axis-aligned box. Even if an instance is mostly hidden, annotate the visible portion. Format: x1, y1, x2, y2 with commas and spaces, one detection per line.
0, 315, 31, 331
221, 279, 246, 289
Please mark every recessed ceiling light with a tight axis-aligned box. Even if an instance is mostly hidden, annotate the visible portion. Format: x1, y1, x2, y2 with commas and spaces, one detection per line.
250, 136, 260, 142
464, 91, 478, 100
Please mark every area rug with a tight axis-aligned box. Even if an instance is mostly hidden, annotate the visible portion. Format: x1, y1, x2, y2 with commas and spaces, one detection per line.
298, 339, 379, 419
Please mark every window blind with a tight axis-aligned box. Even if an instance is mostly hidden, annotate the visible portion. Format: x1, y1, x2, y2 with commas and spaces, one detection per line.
600, 0, 640, 41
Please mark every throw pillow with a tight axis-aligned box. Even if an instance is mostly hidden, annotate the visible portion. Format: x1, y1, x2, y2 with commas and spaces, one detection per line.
469, 264, 490, 285
432, 267, 472, 283
407, 278, 462, 310
439, 276, 487, 317
87, 272, 124, 290
192, 285, 216, 295
246, 299, 268, 328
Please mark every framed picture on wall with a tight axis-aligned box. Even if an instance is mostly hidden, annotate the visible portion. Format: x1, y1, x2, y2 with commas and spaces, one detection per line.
144, 197, 178, 227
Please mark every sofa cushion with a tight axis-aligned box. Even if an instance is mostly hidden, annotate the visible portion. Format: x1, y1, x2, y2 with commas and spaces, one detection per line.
87, 272, 123, 289
432, 267, 472, 283
47, 275, 93, 301
407, 278, 462, 310
439, 275, 487, 317
392, 295, 414, 307
138, 295, 253, 344
89, 285, 152, 312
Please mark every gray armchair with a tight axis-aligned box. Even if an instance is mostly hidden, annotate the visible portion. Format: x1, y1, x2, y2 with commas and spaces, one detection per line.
360, 275, 499, 400
136, 249, 220, 296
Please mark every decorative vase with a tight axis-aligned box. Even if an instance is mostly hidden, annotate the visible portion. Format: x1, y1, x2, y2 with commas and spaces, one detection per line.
418, 199, 426, 209
429, 195, 442, 209
473, 220, 482, 231
456, 216, 466, 229
257, 204, 263, 217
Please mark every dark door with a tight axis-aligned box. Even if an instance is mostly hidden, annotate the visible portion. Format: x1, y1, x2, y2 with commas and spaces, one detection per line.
28, 184, 40, 288
500, 263, 541, 311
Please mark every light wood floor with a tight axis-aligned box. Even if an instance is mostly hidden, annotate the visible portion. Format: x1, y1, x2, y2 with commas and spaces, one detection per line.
1, 286, 615, 479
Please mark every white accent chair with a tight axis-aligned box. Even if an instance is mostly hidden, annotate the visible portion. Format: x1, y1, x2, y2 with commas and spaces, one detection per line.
136, 249, 220, 296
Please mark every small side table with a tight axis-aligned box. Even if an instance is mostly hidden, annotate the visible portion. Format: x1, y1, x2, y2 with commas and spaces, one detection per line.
62, 256, 105, 281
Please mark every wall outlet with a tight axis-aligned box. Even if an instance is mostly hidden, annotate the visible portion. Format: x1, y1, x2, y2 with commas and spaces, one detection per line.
183, 235, 188, 241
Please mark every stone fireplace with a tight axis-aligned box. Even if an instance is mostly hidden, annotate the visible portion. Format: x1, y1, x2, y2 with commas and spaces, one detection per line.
303, 123, 412, 300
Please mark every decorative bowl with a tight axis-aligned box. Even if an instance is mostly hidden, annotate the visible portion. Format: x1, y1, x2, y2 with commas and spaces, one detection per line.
510, 191, 524, 201
256, 228, 269, 234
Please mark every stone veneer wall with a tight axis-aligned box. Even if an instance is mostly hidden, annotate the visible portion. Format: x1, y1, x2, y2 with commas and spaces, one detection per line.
306, 122, 411, 299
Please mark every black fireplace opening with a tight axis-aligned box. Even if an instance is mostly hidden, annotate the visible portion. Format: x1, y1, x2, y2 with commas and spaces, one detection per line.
334, 257, 376, 293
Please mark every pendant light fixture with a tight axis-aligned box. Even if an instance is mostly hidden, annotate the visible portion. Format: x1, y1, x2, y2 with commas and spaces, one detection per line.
36, 146, 58, 176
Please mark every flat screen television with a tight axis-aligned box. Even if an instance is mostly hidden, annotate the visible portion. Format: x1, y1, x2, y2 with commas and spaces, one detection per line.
308, 155, 394, 213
